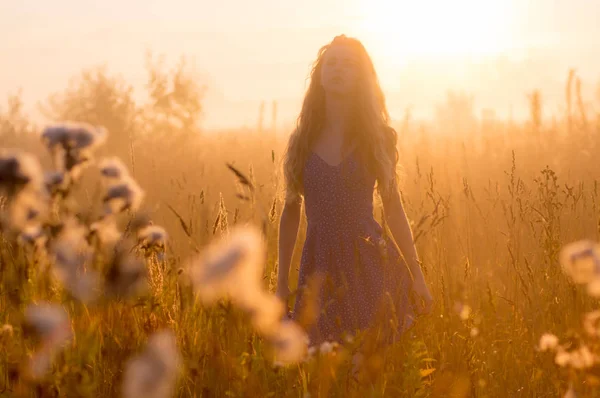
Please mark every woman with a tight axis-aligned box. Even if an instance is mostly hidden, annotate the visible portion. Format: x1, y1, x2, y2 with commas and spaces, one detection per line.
276, 35, 433, 348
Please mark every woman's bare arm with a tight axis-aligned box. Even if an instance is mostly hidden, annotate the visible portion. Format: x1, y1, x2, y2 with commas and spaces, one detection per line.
381, 188, 422, 279
381, 186, 433, 312
276, 196, 302, 300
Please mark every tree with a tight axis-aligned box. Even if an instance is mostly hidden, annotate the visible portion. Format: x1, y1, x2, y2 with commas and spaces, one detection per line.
143, 52, 206, 137
0, 91, 32, 138
41, 66, 140, 164
0, 91, 41, 152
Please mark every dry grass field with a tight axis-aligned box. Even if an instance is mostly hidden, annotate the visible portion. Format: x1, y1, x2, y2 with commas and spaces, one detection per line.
1, 65, 600, 397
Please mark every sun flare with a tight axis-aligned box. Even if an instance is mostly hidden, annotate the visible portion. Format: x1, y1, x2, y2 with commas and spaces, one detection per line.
357, 0, 514, 64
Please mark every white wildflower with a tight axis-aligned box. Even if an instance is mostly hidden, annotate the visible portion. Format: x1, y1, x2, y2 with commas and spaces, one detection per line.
0, 150, 48, 232
0, 324, 14, 336
138, 225, 168, 251
9, 190, 48, 231
50, 217, 100, 303
245, 291, 285, 336
99, 157, 129, 181
103, 176, 145, 214
454, 302, 472, 320
584, 310, 600, 338
41, 123, 107, 179
0, 149, 44, 196
555, 349, 570, 367
568, 345, 596, 370
18, 224, 47, 248
24, 303, 72, 379
123, 330, 181, 398
319, 341, 339, 354
271, 320, 309, 366
553, 346, 597, 369
44, 171, 67, 195
90, 216, 122, 245
559, 240, 600, 284
187, 225, 265, 306
105, 244, 148, 298
42, 122, 107, 152
538, 333, 559, 352
586, 277, 600, 298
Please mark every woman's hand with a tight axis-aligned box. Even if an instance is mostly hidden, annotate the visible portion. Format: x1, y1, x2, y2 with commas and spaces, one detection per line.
275, 284, 291, 302
411, 276, 434, 315
275, 284, 292, 319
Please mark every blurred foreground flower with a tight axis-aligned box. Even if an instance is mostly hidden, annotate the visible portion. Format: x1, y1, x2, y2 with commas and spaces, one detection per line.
8, 190, 48, 232
187, 225, 265, 306
0, 149, 44, 197
583, 310, 600, 338
554, 345, 598, 369
560, 240, 600, 285
44, 171, 67, 196
0, 149, 48, 232
103, 176, 145, 214
98, 157, 145, 215
318, 341, 339, 355
41, 122, 107, 181
1, 324, 14, 336
138, 225, 168, 254
538, 333, 559, 352
105, 243, 148, 299
50, 218, 100, 303
89, 215, 122, 246
586, 278, 600, 298
99, 157, 129, 181
453, 302, 472, 321
186, 224, 309, 365
23, 303, 72, 379
244, 290, 285, 336
123, 330, 181, 398
18, 224, 47, 248
271, 320, 309, 366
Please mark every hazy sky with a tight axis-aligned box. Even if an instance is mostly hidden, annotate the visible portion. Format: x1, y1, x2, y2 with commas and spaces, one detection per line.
1, 0, 599, 129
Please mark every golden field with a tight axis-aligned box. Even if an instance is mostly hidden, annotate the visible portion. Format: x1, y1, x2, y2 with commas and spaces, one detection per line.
1, 63, 600, 397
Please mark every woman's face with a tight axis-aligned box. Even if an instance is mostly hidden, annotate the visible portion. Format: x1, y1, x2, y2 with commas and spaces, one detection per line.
320, 43, 360, 96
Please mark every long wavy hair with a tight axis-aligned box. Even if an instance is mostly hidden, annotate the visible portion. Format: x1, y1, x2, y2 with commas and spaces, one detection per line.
283, 35, 399, 203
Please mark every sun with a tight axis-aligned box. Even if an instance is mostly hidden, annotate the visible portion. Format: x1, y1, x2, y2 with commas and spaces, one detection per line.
356, 0, 513, 65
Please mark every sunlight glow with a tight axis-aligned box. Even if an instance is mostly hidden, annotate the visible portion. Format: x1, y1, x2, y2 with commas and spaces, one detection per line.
357, 0, 514, 64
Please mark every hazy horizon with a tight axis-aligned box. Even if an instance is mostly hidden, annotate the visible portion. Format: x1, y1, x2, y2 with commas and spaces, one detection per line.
2, 0, 600, 130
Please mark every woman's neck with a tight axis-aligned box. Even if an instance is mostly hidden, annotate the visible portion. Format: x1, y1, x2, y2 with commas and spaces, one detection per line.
323, 94, 352, 134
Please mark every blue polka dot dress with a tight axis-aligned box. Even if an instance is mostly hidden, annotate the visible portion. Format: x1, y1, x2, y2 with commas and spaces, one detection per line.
291, 150, 417, 346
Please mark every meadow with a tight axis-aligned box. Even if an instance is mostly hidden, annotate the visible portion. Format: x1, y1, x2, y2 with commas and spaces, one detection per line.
1, 62, 600, 397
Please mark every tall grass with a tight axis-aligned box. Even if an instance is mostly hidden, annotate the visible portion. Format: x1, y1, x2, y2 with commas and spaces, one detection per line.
2, 68, 600, 397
